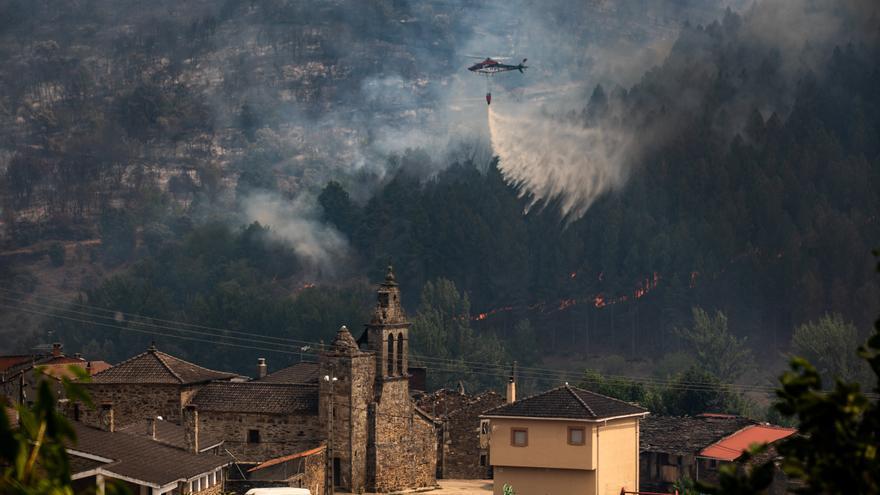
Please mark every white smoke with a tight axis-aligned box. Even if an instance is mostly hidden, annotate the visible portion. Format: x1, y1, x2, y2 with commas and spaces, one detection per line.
240, 192, 350, 277
488, 105, 632, 221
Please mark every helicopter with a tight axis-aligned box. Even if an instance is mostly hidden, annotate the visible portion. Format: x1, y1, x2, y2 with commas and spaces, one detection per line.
467, 56, 528, 105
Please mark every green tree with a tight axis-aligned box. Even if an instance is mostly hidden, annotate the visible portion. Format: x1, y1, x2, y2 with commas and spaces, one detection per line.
511, 319, 539, 365
99, 208, 136, 266
0, 367, 129, 494
661, 366, 747, 416
790, 313, 871, 385
411, 278, 509, 391
676, 308, 755, 383
580, 369, 654, 405
318, 181, 360, 237
700, 256, 880, 494
47, 243, 65, 267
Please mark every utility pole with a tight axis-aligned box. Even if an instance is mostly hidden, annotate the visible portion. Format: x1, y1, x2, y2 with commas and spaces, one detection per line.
324, 365, 337, 495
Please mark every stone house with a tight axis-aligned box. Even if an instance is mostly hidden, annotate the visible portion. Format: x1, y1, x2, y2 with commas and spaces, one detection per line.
693, 422, 796, 493
639, 414, 797, 494
639, 414, 754, 491
416, 389, 504, 479
187, 382, 321, 461
81, 346, 237, 429
0, 343, 110, 405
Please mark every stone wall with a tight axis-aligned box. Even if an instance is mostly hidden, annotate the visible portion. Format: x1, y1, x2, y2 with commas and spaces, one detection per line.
80, 383, 182, 429
303, 447, 326, 495
198, 411, 323, 462
415, 389, 503, 479
320, 352, 375, 493
442, 392, 503, 479
371, 378, 437, 492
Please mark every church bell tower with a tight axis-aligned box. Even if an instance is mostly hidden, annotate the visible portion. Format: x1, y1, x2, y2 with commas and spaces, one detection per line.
361, 266, 409, 386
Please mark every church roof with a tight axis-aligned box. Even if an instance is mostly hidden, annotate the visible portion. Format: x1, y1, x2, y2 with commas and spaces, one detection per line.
190, 382, 319, 415
259, 361, 321, 384
482, 383, 648, 421
90, 346, 234, 385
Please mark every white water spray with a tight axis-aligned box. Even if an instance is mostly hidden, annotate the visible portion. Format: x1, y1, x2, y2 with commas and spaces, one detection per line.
488, 105, 632, 220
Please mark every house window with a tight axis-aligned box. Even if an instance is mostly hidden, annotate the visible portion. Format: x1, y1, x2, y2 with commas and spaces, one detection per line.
511, 428, 528, 447
479, 453, 488, 466
247, 429, 260, 444
568, 426, 586, 445
480, 420, 490, 435
708, 459, 718, 470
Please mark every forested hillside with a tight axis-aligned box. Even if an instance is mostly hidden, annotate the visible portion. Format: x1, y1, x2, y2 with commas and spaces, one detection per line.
1, 0, 878, 402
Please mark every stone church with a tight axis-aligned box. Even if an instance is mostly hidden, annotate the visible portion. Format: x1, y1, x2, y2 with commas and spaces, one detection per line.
78, 267, 437, 493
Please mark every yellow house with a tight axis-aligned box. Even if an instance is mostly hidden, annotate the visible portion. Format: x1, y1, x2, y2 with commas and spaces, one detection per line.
481, 384, 648, 495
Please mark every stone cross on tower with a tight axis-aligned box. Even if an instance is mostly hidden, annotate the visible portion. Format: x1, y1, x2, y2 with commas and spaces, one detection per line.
362, 266, 409, 383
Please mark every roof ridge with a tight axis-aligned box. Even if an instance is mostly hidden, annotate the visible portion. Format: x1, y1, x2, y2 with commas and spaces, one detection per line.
481, 385, 557, 414
227, 381, 319, 387
157, 351, 237, 381
565, 383, 596, 417
90, 350, 149, 379
153, 351, 184, 383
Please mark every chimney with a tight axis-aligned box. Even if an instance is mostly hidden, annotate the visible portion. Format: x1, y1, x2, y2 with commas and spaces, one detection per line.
506, 361, 517, 403
184, 405, 199, 453
99, 403, 114, 432
257, 357, 268, 379
51, 343, 62, 357
146, 417, 157, 440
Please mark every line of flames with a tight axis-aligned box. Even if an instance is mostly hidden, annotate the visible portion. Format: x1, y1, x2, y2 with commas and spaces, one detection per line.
472, 271, 664, 321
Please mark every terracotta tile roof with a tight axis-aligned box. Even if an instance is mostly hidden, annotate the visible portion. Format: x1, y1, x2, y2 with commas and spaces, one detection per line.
90, 347, 234, 385
117, 419, 224, 452
190, 382, 319, 415
699, 424, 797, 461
69, 423, 230, 486
0, 355, 35, 372
248, 445, 326, 472
481, 384, 648, 420
259, 361, 320, 384
38, 360, 113, 380
640, 415, 757, 456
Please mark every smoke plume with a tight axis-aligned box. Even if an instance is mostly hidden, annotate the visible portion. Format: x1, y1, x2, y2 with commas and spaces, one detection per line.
240, 192, 350, 278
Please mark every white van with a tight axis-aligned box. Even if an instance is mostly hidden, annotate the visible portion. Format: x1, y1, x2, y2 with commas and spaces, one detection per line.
244, 489, 311, 495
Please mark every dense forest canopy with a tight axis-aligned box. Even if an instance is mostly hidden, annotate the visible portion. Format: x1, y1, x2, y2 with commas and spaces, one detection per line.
0, 0, 878, 403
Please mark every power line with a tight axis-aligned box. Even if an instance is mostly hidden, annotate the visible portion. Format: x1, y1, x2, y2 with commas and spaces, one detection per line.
0, 295, 811, 395
0, 287, 306, 346
0, 290, 784, 394
3, 293, 873, 399
9, 291, 769, 394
